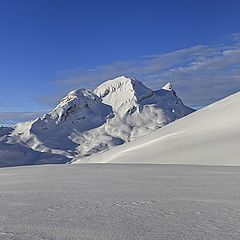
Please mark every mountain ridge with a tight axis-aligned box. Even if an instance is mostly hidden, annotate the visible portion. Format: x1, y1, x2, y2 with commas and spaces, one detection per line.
76, 91, 240, 165
0, 76, 194, 167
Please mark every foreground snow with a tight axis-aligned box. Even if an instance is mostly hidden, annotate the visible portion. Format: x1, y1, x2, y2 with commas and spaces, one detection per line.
75, 91, 240, 165
1, 164, 240, 239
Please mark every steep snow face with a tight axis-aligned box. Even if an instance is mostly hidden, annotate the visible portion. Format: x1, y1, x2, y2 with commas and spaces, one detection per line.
70, 77, 194, 159
0, 76, 194, 167
76, 91, 240, 166
161, 82, 173, 91
95, 76, 153, 116
0, 126, 13, 138
94, 76, 193, 120
31, 89, 112, 132
21, 89, 112, 155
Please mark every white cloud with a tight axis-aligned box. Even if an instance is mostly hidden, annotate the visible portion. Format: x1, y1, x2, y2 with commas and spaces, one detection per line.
0, 112, 46, 126
232, 32, 240, 41
53, 34, 240, 107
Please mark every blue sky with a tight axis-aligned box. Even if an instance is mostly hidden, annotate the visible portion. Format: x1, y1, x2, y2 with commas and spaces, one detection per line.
0, 0, 240, 125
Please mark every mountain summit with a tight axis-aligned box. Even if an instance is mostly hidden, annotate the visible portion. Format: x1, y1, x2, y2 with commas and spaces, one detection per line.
33, 88, 112, 131
95, 76, 153, 116
162, 82, 173, 91
95, 76, 191, 119
0, 76, 194, 167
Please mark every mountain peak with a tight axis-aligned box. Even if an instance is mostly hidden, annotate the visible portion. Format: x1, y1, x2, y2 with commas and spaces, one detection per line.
37, 88, 112, 128
68, 88, 92, 96
1, 75, 194, 166
162, 82, 173, 91
95, 76, 142, 97
110, 75, 139, 83
114, 75, 133, 80
94, 76, 151, 98
94, 76, 152, 116
57, 88, 97, 109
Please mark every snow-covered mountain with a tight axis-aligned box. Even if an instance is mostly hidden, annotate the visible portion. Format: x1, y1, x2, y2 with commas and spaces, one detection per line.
75, 91, 240, 166
0, 76, 194, 167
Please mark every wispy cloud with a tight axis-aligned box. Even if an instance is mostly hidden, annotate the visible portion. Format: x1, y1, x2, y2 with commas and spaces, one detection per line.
0, 112, 46, 126
54, 34, 240, 107
232, 32, 240, 41
4, 34, 240, 125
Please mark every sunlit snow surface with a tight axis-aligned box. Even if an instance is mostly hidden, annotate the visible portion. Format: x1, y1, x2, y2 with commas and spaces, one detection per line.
76, 91, 240, 165
1, 164, 240, 239
0, 76, 193, 167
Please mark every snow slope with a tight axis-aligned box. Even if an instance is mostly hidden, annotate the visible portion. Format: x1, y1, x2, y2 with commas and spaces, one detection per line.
75, 91, 240, 166
1, 164, 240, 239
0, 76, 193, 167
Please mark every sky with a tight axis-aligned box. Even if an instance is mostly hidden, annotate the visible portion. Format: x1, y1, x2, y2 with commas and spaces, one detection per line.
0, 0, 240, 125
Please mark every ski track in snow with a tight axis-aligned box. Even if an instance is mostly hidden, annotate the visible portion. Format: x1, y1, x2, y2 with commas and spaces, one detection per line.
1, 164, 240, 240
